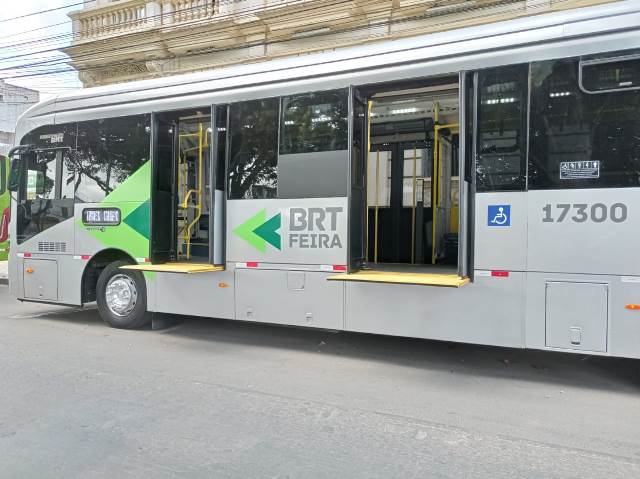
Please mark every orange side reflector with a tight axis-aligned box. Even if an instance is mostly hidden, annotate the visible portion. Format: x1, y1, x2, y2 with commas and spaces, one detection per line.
218, 282, 229, 288
25, 267, 34, 274
625, 304, 640, 310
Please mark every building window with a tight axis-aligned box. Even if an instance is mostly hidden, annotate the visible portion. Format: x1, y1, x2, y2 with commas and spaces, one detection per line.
528, 56, 640, 189
227, 98, 279, 199
475, 65, 528, 191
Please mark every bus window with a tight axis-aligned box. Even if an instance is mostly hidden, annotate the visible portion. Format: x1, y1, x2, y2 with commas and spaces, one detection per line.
26, 151, 57, 200
580, 54, 640, 93
75, 115, 150, 203
227, 98, 279, 199
529, 57, 640, 189
475, 64, 528, 191
14, 149, 74, 244
278, 88, 349, 198
280, 89, 348, 154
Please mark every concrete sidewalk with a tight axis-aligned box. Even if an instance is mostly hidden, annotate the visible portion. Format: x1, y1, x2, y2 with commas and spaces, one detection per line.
0, 261, 7, 285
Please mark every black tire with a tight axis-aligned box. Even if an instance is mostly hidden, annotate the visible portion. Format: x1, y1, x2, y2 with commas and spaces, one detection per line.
96, 260, 150, 329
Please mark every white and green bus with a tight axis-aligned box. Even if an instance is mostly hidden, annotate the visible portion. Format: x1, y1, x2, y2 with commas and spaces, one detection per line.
7, 1, 640, 358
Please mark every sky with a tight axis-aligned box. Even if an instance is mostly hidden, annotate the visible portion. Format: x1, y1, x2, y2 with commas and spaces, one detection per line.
0, 0, 86, 99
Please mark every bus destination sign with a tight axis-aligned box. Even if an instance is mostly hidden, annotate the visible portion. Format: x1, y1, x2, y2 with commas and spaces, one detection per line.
82, 208, 121, 226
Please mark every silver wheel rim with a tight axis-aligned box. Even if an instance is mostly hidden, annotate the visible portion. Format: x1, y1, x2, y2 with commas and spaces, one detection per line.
105, 274, 138, 317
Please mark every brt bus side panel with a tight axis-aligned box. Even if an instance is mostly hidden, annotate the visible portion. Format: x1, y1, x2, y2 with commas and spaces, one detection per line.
527, 189, 640, 276
610, 278, 640, 359
344, 273, 525, 348
234, 268, 344, 330
525, 272, 640, 359
474, 192, 527, 272
23, 259, 58, 301
226, 198, 348, 267
545, 281, 608, 353
153, 269, 235, 319
12, 217, 83, 305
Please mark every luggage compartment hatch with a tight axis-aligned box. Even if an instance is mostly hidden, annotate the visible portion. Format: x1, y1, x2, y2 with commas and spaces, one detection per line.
545, 281, 608, 352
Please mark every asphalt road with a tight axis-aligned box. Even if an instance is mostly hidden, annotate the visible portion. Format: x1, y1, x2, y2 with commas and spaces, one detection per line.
1, 285, 639, 478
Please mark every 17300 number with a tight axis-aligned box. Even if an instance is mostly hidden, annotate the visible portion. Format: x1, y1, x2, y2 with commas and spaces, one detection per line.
542, 203, 627, 223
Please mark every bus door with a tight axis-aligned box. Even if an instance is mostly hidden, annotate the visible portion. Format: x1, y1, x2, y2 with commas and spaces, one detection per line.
458, 71, 474, 280
151, 106, 226, 269
210, 104, 227, 266
151, 113, 176, 263
348, 87, 367, 272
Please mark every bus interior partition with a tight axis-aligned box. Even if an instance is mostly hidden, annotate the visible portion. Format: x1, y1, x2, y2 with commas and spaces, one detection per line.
359, 76, 463, 277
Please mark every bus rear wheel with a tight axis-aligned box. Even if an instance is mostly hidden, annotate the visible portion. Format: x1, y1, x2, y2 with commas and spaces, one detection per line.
96, 260, 150, 329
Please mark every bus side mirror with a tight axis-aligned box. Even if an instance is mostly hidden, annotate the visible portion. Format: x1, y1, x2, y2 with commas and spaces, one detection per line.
7, 157, 22, 192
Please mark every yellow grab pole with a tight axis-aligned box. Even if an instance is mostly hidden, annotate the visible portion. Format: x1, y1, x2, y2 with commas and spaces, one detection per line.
411, 144, 417, 264
374, 150, 380, 264
366, 100, 372, 263
431, 102, 440, 265
185, 123, 205, 260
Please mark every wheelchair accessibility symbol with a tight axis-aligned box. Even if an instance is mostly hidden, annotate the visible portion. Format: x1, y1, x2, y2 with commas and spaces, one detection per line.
488, 205, 511, 226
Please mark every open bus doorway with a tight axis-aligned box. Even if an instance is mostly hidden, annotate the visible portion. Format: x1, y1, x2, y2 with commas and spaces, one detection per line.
341, 76, 470, 286
175, 116, 211, 263
146, 107, 225, 273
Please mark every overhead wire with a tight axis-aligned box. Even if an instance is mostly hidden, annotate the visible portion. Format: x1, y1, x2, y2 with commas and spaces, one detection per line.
1, 0, 528, 78
0, 0, 94, 24
0, 0, 383, 71
0, 0, 300, 54
1, 0, 549, 84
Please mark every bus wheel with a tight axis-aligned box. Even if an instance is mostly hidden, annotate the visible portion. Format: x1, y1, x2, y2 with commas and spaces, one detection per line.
96, 260, 150, 329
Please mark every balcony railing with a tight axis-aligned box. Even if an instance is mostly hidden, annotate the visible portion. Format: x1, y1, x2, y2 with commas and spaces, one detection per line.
72, 0, 221, 41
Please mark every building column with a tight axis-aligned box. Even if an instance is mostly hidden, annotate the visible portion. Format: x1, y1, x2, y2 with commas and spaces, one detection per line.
146, 1, 163, 26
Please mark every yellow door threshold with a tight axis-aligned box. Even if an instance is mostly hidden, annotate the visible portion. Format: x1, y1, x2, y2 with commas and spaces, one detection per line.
120, 263, 224, 274
327, 270, 469, 287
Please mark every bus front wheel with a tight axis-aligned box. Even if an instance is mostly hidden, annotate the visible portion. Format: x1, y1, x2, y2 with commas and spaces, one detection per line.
96, 260, 150, 329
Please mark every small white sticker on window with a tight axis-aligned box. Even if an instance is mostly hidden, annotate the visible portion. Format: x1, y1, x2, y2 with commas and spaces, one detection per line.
560, 161, 600, 180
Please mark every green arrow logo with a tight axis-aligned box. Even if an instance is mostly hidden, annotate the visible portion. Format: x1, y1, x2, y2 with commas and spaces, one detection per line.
234, 209, 281, 252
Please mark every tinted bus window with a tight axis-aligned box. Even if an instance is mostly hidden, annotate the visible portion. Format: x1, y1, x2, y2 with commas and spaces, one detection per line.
75, 115, 150, 202
529, 58, 640, 189
581, 55, 640, 93
215, 105, 227, 191
475, 65, 528, 191
280, 89, 348, 154
278, 89, 349, 198
14, 147, 75, 244
228, 98, 279, 199
19, 123, 77, 201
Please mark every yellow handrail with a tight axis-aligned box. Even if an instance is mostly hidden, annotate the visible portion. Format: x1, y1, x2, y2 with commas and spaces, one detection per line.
431, 120, 459, 264
411, 144, 417, 264
183, 122, 205, 259
177, 123, 206, 260
365, 100, 372, 263
431, 102, 440, 265
374, 150, 380, 264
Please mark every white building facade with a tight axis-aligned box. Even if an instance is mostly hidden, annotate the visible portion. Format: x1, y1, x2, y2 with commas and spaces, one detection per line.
66, 0, 620, 87
0, 80, 39, 155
